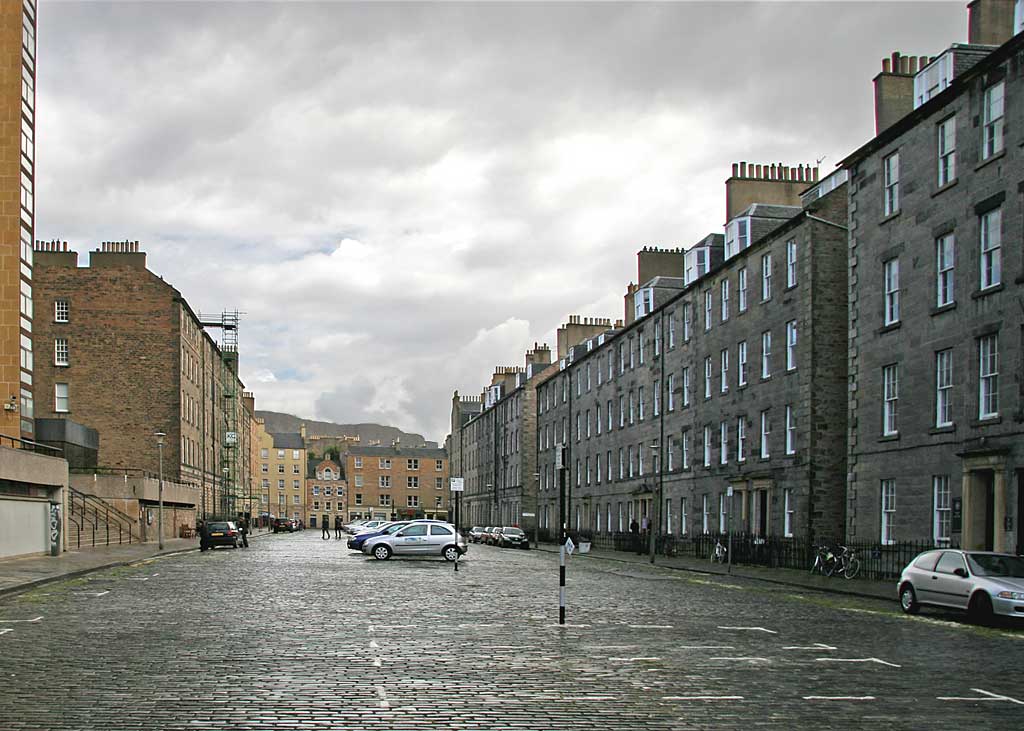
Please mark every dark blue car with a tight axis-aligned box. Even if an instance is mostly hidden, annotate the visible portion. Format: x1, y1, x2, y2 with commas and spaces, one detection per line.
346, 521, 408, 551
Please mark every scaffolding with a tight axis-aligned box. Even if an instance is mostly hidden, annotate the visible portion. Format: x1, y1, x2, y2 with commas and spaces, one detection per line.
199, 310, 243, 519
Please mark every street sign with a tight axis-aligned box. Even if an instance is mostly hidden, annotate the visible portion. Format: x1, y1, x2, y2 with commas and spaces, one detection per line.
450, 478, 465, 492
565, 536, 575, 555
522, 512, 535, 517
225, 431, 238, 446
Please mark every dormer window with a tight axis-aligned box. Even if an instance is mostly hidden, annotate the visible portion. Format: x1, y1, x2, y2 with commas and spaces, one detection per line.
724, 217, 749, 259
1016, 0, 1023, 35
634, 287, 654, 320
913, 52, 952, 109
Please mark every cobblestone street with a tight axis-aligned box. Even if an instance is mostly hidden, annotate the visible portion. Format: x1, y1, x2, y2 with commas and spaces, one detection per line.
1, 532, 1021, 730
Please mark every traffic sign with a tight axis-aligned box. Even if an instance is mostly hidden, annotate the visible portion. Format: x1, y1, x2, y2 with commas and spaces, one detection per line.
450, 477, 465, 492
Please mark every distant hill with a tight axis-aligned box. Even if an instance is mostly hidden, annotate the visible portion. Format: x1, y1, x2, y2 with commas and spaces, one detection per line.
255, 411, 433, 448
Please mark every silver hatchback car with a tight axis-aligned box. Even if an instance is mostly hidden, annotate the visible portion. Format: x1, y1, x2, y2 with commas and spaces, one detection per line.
362, 522, 468, 561
897, 549, 1024, 622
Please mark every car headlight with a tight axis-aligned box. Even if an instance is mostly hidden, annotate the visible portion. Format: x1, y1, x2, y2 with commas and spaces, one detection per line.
996, 591, 1024, 600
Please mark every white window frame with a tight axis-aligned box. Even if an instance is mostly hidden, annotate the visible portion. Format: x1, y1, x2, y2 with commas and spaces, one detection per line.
667, 373, 675, 411
883, 151, 899, 216
881, 480, 896, 545
682, 431, 690, 469
702, 494, 710, 534
980, 208, 1001, 290
719, 421, 728, 465
54, 383, 68, 413
936, 234, 955, 307
933, 475, 951, 547
935, 349, 953, 427
703, 425, 711, 467
761, 331, 771, 379
738, 267, 748, 312
738, 341, 748, 387
884, 258, 900, 325
54, 337, 68, 366
759, 410, 770, 459
761, 253, 772, 300
54, 299, 68, 323
979, 334, 999, 419
720, 349, 728, 393
737, 417, 746, 463
704, 290, 712, 331
982, 81, 1004, 160
937, 116, 956, 186
786, 321, 797, 371
680, 498, 688, 536
704, 357, 712, 399
883, 364, 899, 435
682, 367, 690, 407
783, 488, 794, 538
786, 239, 797, 287
785, 405, 795, 455
720, 279, 730, 322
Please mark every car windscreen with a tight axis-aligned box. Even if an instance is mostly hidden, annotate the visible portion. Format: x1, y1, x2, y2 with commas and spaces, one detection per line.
383, 523, 409, 534
208, 523, 230, 531
504, 528, 524, 536
967, 554, 1024, 577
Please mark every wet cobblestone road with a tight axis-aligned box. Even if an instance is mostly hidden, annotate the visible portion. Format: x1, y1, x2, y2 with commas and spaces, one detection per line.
1, 531, 1021, 730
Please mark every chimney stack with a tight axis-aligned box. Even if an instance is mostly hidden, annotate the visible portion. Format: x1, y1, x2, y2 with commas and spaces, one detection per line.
968, 0, 1016, 46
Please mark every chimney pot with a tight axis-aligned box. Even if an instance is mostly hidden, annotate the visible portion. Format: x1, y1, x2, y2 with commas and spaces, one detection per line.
732, 162, 738, 177
739, 161, 747, 177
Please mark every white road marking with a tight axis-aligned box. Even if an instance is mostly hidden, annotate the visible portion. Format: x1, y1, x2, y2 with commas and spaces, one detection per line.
717, 626, 777, 634
372, 658, 382, 667
678, 645, 735, 650
0, 628, 12, 636
125, 577, 149, 581
459, 623, 505, 628
0, 616, 43, 623
938, 688, 1024, 705
608, 657, 662, 662
374, 624, 418, 629
376, 686, 389, 709
72, 590, 110, 597
369, 640, 380, 649
816, 657, 901, 668
803, 696, 876, 701
710, 656, 771, 663
549, 624, 591, 628
628, 624, 673, 629
663, 695, 745, 701
784, 643, 836, 651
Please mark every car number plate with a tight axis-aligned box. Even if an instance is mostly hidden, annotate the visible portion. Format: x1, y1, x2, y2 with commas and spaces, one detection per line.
211, 532, 224, 536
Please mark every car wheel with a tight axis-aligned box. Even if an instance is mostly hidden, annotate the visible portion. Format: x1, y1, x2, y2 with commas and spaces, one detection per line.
372, 544, 392, 561
442, 545, 460, 562
899, 583, 919, 615
968, 591, 994, 624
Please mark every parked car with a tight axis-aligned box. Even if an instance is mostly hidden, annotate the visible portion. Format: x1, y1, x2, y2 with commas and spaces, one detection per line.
347, 521, 407, 550
343, 520, 368, 533
273, 517, 297, 533
481, 526, 499, 545
353, 520, 389, 534
205, 521, 240, 548
362, 522, 467, 561
497, 526, 529, 549
468, 526, 486, 543
897, 549, 1024, 622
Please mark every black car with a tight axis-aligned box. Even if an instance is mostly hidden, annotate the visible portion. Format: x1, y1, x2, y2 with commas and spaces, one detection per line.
497, 526, 529, 549
273, 518, 297, 533
205, 521, 240, 548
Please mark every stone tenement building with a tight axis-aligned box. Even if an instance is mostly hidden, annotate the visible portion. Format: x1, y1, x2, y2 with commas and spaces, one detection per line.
344, 445, 449, 522
254, 421, 305, 523
534, 164, 849, 542
31, 241, 252, 519
306, 457, 346, 530
843, 1, 1024, 554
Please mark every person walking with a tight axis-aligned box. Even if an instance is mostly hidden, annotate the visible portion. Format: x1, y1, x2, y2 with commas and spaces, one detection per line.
238, 517, 249, 548
198, 520, 209, 552
321, 518, 331, 540
334, 515, 343, 539
630, 517, 640, 554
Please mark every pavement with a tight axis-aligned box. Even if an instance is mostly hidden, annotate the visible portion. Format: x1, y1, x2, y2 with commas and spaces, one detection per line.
1, 530, 896, 602
1, 531, 1021, 731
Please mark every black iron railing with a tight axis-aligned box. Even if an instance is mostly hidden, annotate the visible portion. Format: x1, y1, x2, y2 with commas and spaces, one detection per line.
66, 487, 140, 549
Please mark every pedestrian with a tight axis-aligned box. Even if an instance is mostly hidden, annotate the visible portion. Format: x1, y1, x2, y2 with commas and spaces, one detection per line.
630, 517, 640, 554
334, 515, 343, 539
640, 515, 649, 555
321, 518, 331, 540
198, 520, 209, 552
238, 517, 249, 548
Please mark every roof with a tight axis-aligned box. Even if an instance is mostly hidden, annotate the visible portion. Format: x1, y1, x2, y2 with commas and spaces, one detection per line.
347, 445, 446, 459
270, 432, 304, 450
842, 33, 1023, 167
742, 203, 802, 220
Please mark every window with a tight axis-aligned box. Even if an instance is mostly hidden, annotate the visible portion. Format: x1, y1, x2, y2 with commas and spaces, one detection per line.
738, 341, 748, 386
704, 290, 712, 331
407, 458, 419, 470
355, 493, 363, 505
681, 431, 690, 469
653, 381, 659, 416
638, 331, 645, 365
784, 489, 794, 537
292, 480, 299, 489
408, 476, 419, 488
935, 349, 953, 427
936, 234, 955, 307
408, 495, 420, 508
786, 321, 797, 371
638, 387, 645, 421
54, 337, 68, 366
683, 303, 692, 340
682, 367, 690, 406
627, 447, 634, 478
261, 464, 268, 473
721, 280, 730, 321
607, 399, 613, 432
619, 342, 625, 374
937, 116, 956, 186
719, 493, 727, 533
54, 299, 68, 323
293, 464, 300, 474
884, 259, 900, 325
54, 383, 68, 412
881, 480, 896, 545
738, 267, 748, 312
354, 456, 363, 468
702, 494, 710, 534
761, 254, 772, 300
596, 404, 601, 435
629, 337, 635, 369
883, 151, 899, 215
982, 81, 1004, 160
293, 495, 300, 505
933, 476, 951, 547
680, 498, 688, 536
704, 357, 712, 399
667, 374, 674, 411
436, 459, 443, 471
629, 391, 635, 424
325, 487, 333, 497
736, 417, 746, 463
260, 448, 268, 458
720, 349, 728, 393
278, 464, 284, 474
379, 475, 391, 488
761, 331, 771, 379
979, 334, 999, 418
608, 351, 614, 381
354, 475, 363, 487
719, 421, 727, 465
703, 425, 711, 467
760, 410, 770, 459
786, 239, 797, 287
785, 405, 795, 455
980, 208, 1001, 290
668, 315, 675, 348
312, 486, 321, 496
435, 478, 443, 489
883, 364, 899, 435
618, 448, 624, 479
655, 320, 662, 358
379, 458, 392, 469
666, 438, 673, 471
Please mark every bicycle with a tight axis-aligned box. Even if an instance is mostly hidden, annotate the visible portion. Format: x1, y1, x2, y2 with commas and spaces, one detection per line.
660, 535, 677, 558
711, 538, 727, 563
833, 545, 860, 580
811, 545, 837, 576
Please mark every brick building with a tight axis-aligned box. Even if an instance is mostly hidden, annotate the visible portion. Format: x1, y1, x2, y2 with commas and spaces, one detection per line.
344, 445, 449, 522
31, 241, 251, 520
306, 457, 346, 529
843, 0, 1024, 553
254, 422, 306, 524
534, 163, 850, 544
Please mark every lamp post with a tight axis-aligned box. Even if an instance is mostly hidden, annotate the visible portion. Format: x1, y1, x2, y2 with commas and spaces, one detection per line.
648, 440, 660, 564
154, 431, 165, 550
533, 472, 540, 548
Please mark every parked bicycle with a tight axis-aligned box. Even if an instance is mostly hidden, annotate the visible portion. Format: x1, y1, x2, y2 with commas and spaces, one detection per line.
833, 545, 860, 579
711, 538, 727, 563
811, 544, 837, 576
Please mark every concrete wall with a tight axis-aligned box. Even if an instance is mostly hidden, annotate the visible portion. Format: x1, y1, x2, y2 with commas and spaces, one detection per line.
0, 497, 48, 559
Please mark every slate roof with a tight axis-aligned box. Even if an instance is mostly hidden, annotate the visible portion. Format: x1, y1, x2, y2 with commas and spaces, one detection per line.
270, 432, 304, 450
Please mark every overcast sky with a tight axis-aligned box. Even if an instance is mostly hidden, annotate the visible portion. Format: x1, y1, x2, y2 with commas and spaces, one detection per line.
37, 1, 965, 443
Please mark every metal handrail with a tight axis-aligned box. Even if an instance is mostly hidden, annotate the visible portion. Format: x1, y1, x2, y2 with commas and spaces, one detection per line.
0, 433, 63, 456
67, 487, 138, 548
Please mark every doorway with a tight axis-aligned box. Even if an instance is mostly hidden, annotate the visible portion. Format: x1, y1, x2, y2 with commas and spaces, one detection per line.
964, 470, 995, 551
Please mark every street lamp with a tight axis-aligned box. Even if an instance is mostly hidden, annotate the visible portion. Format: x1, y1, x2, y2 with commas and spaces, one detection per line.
154, 431, 165, 550
648, 440, 660, 564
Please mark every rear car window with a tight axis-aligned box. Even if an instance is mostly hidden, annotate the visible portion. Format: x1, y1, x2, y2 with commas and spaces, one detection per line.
430, 525, 454, 536
401, 524, 428, 536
